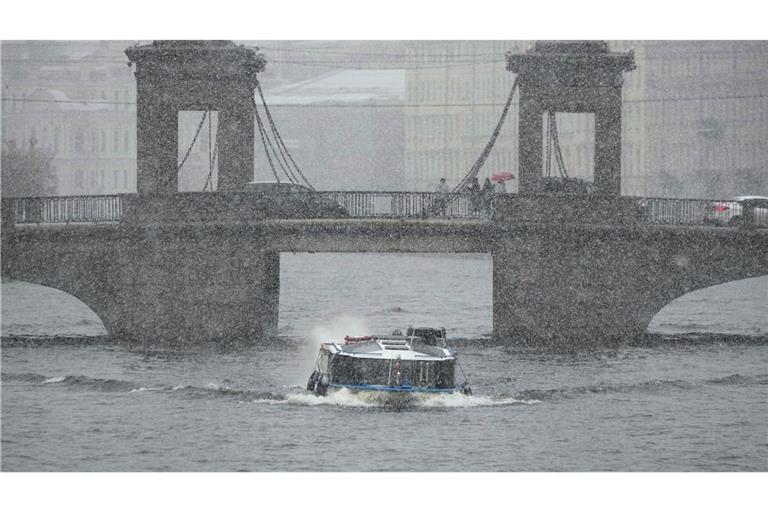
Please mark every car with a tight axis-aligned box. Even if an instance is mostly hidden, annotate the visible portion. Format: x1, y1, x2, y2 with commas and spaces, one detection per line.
243, 181, 349, 218
541, 176, 595, 195
703, 195, 768, 227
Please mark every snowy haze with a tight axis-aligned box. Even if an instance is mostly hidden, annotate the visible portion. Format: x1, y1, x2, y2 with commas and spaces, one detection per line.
2, 40, 768, 197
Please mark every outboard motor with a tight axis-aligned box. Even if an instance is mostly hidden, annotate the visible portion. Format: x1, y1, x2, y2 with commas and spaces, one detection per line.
306, 371, 319, 392
315, 373, 329, 397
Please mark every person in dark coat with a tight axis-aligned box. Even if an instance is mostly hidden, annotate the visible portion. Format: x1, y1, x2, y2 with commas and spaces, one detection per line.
468, 177, 481, 213
482, 177, 494, 214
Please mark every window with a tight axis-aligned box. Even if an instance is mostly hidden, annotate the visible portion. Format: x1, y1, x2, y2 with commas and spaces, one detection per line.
75, 170, 84, 189
112, 130, 119, 153
75, 131, 85, 153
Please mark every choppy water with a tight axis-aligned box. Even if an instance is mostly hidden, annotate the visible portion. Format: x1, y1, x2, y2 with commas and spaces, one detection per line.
2, 253, 767, 471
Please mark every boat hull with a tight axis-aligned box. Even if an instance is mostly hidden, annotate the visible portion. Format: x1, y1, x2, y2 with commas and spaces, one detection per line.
328, 383, 461, 394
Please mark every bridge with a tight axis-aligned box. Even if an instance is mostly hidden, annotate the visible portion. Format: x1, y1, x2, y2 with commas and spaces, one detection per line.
2, 40, 767, 345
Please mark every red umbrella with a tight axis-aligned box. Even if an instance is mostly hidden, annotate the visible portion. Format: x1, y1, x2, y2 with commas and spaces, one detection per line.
491, 171, 515, 182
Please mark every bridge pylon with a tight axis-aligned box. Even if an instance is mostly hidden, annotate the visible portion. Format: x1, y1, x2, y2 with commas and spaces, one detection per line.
506, 41, 635, 196
125, 41, 266, 194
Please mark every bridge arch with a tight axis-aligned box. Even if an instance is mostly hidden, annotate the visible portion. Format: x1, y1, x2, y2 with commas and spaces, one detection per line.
647, 275, 768, 336
1, 279, 107, 336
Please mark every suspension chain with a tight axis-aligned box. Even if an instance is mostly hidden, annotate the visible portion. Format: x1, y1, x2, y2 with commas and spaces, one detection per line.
255, 79, 316, 191
203, 110, 219, 191
550, 112, 569, 178
253, 98, 282, 183
545, 112, 553, 177
453, 75, 519, 192
177, 110, 208, 173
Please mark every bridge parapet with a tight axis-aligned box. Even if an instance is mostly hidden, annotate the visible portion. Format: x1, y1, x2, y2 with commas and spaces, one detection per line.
2, 193, 767, 228
119, 192, 343, 224
493, 195, 642, 225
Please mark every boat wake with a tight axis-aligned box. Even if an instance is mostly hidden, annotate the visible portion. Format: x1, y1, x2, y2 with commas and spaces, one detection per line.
5, 371, 764, 410
254, 387, 539, 409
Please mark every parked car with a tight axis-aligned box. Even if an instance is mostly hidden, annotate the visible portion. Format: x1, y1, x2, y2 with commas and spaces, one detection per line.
541, 176, 594, 195
243, 181, 349, 218
703, 195, 768, 227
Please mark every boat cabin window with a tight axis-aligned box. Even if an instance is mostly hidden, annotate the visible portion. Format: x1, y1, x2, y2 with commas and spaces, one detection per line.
330, 356, 455, 388
406, 327, 446, 346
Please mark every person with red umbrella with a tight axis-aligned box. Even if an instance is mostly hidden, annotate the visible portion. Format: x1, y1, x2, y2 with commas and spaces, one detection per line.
491, 171, 514, 193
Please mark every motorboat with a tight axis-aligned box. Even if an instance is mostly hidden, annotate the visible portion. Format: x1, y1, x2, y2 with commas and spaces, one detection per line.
306, 327, 472, 397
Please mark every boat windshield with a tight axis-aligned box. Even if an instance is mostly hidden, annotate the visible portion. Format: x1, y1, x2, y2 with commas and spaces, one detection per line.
406, 327, 446, 346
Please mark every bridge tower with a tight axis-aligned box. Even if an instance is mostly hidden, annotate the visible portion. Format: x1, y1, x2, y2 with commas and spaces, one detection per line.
506, 41, 635, 196
125, 41, 266, 193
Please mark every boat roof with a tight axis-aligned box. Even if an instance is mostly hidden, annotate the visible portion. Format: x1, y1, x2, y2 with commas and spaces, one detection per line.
321, 338, 452, 361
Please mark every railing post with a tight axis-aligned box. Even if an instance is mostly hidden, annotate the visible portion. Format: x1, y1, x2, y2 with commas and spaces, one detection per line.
1, 198, 16, 233
742, 199, 757, 229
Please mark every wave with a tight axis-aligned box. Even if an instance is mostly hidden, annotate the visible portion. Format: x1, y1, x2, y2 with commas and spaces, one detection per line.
3, 372, 139, 393
382, 306, 409, 314
509, 378, 694, 402
168, 383, 285, 402
508, 373, 768, 402
51, 375, 138, 392
1, 372, 48, 383
4, 370, 763, 410
705, 373, 768, 386
253, 387, 539, 409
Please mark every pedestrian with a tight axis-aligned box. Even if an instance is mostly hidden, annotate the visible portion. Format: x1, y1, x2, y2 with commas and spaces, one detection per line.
482, 177, 494, 214
482, 177, 494, 194
436, 177, 450, 195
434, 177, 450, 216
468, 177, 481, 214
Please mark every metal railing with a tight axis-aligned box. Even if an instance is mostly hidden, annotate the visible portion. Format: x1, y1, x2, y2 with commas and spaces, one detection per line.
638, 197, 715, 225
3, 192, 766, 228
319, 191, 488, 219
7, 195, 123, 225
637, 196, 768, 226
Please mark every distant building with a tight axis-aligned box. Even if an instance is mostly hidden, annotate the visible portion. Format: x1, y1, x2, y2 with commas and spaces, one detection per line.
1, 41, 406, 195
404, 41, 528, 192
2, 41, 137, 196
263, 69, 405, 190
617, 40, 768, 198
4, 40, 767, 199
404, 40, 768, 198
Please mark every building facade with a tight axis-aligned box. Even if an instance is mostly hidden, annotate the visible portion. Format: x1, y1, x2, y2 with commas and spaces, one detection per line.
404, 41, 528, 192
262, 69, 405, 190
404, 40, 768, 198
4, 40, 767, 199
2, 41, 138, 196
626, 40, 768, 198
1, 40, 407, 195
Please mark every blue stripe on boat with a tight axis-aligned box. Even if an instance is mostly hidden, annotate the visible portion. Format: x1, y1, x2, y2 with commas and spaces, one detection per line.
328, 383, 460, 393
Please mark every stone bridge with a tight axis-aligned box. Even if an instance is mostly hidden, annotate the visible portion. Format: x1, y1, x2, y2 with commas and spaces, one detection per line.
2, 193, 766, 345
3, 39, 767, 345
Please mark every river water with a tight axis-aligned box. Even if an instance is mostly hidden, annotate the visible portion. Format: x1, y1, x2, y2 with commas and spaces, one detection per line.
2, 253, 767, 471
